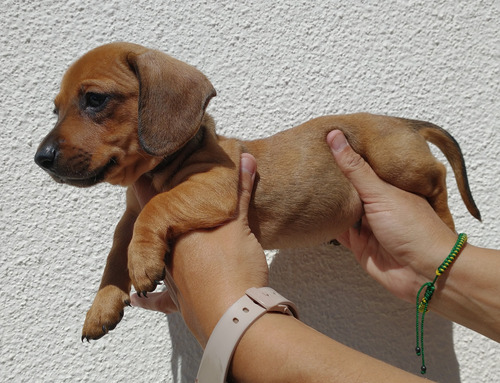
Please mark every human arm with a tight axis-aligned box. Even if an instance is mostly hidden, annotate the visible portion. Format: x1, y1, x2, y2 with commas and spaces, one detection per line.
229, 310, 428, 383
328, 130, 500, 342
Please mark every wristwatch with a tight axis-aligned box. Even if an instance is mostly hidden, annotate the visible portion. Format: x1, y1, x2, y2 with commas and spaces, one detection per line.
195, 287, 298, 383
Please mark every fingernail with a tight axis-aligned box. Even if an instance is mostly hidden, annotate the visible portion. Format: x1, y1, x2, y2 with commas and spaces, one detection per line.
329, 131, 348, 152
241, 155, 256, 176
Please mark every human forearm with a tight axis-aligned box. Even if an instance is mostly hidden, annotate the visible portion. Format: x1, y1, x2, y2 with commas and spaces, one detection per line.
426, 243, 500, 342
229, 313, 430, 383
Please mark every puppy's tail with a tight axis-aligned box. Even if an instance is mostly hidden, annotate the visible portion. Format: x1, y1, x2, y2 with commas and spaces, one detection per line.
407, 119, 481, 221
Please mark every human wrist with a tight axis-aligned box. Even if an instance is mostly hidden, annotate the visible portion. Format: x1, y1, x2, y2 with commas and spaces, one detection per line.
203, 288, 254, 344
431, 244, 500, 342
178, 284, 253, 347
403, 230, 459, 296
229, 313, 298, 382
196, 288, 298, 382
414, 233, 468, 374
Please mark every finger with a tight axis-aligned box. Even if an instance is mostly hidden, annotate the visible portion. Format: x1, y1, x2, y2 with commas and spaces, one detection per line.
327, 130, 392, 202
238, 153, 257, 216
130, 291, 179, 314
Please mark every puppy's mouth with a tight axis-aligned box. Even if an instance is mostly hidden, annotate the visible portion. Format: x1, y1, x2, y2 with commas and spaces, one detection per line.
49, 157, 118, 187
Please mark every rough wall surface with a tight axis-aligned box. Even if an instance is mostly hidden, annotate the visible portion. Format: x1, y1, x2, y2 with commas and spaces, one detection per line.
1, 1, 499, 382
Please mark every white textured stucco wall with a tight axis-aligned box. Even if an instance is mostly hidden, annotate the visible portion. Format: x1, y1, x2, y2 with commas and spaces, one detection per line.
1, 1, 499, 382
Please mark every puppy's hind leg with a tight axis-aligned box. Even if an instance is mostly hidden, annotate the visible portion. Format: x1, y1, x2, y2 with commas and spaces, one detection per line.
420, 162, 456, 231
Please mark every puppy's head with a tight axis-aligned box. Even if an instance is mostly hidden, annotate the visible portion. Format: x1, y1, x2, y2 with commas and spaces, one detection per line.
34, 42, 216, 186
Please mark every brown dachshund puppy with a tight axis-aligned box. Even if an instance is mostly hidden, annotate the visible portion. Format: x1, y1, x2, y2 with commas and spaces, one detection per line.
35, 42, 481, 341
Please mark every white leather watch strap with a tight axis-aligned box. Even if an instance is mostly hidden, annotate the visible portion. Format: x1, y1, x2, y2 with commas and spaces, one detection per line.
195, 287, 298, 383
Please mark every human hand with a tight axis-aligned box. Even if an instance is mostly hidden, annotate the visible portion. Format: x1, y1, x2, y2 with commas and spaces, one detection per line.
327, 130, 458, 302
131, 154, 269, 347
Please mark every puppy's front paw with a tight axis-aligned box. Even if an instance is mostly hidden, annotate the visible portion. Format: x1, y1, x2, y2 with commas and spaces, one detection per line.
82, 286, 130, 341
128, 232, 168, 296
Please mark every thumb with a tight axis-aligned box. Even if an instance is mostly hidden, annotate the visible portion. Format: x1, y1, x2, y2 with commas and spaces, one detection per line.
327, 130, 390, 202
238, 153, 257, 217
130, 290, 179, 314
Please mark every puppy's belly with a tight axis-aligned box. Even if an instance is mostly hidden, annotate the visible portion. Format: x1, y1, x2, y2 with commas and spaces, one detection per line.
250, 192, 362, 249
247, 153, 363, 249
241, 123, 363, 249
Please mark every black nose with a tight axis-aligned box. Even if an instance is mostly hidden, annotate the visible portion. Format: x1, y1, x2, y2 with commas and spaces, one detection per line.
34, 144, 57, 170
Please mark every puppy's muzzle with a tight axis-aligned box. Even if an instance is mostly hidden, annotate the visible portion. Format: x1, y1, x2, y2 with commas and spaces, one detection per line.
35, 136, 115, 187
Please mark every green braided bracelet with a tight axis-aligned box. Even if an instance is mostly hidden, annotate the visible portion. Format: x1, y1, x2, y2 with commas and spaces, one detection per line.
415, 233, 468, 375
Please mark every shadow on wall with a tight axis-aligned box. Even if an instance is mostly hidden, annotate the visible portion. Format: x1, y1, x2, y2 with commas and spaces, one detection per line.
167, 244, 460, 382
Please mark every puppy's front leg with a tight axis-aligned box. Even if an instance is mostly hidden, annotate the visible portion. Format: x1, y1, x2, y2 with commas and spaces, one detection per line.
82, 188, 140, 341
128, 166, 239, 295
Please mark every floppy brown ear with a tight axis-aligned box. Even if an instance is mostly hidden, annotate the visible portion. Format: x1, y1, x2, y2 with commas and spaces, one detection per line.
128, 50, 216, 156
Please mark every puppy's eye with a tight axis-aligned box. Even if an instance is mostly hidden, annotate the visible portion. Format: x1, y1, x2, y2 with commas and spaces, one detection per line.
84, 93, 109, 111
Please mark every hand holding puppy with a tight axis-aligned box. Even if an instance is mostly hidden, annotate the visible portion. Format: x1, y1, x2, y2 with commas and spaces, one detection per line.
330, 130, 500, 343
132, 154, 268, 347
329, 130, 458, 303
